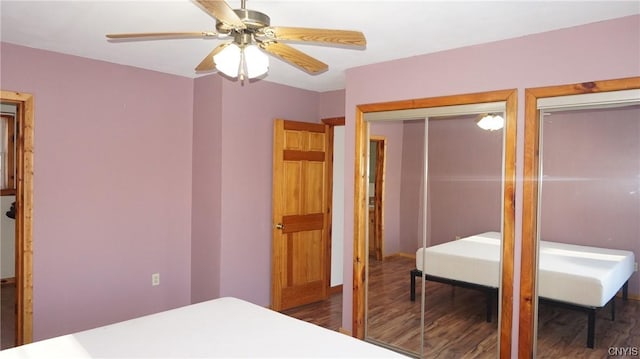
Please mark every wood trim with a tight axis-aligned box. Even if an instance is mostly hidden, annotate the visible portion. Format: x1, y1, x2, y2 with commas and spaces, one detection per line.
0, 277, 16, 286
520, 77, 640, 358
386, 252, 416, 260
283, 150, 325, 162
320, 117, 343, 296
322, 117, 345, 126
358, 89, 517, 113
324, 122, 335, 298
2, 114, 16, 190
1, 188, 17, 196
353, 89, 517, 359
271, 119, 285, 311
283, 120, 326, 132
330, 284, 343, 295
281, 213, 324, 233
1, 90, 34, 345
352, 107, 367, 339
500, 89, 518, 359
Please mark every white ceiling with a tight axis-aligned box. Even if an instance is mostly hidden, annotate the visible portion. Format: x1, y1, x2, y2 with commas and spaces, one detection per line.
1, 1, 639, 92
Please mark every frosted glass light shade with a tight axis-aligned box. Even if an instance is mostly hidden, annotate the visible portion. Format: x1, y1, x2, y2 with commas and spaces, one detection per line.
214, 43, 241, 78
213, 43, 269, 79
243, 45, 269, 78
477, 114, 504, 131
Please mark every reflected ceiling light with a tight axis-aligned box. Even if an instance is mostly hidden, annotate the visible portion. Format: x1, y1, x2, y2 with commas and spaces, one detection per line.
213, 41, 269, 80
477, 114, 504, 131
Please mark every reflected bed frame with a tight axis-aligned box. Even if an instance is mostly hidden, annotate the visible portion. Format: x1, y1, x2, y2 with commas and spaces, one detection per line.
409, 232, 634, 349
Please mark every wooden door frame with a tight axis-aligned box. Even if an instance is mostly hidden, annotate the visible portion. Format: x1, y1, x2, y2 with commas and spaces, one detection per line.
353, 89, 517, 359
369, 136, 385, 261
519, 76, 640, 357
322, 117, 344, 293
1, 90, 34, 345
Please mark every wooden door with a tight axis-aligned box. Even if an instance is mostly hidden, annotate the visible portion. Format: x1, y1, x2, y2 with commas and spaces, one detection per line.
271, 119, 330, 311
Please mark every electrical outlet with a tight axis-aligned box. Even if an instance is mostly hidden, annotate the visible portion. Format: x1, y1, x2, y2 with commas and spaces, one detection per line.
635, 262, 638, 272
152, 273, 160, 286
455, 236, 461, 240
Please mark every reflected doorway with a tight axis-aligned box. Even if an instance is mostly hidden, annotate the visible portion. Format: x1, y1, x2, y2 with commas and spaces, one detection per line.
0, 90, 34, 347
1, 104, 17, 349
368, 137, 385, 262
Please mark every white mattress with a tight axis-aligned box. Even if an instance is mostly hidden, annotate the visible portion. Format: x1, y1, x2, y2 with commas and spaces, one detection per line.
416, 232, 501, 288
1, 297, 406, 358
416, 232, 635, 307
538, 240, 635, 307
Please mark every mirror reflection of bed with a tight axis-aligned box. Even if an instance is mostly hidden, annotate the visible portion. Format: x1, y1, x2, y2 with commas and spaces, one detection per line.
365, 109, 504, 357
536, 100, 640, 355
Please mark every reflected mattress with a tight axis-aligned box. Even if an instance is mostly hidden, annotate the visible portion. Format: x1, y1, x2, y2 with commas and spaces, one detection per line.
416, 232, 635, 307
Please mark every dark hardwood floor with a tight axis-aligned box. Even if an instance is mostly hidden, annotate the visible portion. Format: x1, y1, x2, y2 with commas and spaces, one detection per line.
284, 255, 640, 358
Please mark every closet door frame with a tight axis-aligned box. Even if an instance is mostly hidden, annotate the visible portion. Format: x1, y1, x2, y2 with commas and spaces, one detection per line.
520, 76, 640, 357
353, 89, 517, 358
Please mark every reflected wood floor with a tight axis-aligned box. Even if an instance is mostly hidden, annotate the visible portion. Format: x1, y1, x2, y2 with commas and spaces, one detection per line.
1, 283, 16, 350
284, 255, 640, 358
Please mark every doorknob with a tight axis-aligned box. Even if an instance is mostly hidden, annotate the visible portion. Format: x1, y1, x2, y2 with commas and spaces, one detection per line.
276, 223, 285, 230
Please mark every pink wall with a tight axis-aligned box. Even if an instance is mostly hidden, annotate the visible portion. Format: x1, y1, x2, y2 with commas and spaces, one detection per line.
342, 15, 640, 352
540, 105, 640, 296
191, 75, 223, 303
318, 89, 346, 119
0, 43, 194, 340
216, 79, 321, 306
1, 41, 341, 340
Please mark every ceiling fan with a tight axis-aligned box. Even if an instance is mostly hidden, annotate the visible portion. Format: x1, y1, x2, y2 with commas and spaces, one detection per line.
106, 0, 367, 80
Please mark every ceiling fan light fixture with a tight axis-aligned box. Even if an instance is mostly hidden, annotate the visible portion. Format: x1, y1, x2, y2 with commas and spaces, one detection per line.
213, 42, 268, 79
477, 114, 505, 131
214, 43, 242, 77
243, 44, 269, 78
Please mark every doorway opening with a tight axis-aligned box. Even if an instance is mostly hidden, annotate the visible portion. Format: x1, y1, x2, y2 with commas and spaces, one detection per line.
0, 90, 34, 347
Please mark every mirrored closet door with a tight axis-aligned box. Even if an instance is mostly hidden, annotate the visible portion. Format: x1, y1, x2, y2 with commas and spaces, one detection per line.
360, 93, 516, 358
535, 89, 640, 356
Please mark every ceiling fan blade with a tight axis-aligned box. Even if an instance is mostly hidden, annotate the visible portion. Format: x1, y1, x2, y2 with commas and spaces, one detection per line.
195, 0, 246, 29
261, 27, 366, 47
261, 42, 328, 74
106, 32, 216, 40
195, 42, 232, 72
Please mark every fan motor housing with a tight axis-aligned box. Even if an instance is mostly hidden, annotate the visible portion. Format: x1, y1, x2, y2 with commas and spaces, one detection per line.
217, 9, 270, 33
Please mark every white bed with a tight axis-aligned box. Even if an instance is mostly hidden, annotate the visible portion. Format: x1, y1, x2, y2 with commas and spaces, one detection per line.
1, 297, 407, 358
412, 231, 635, 347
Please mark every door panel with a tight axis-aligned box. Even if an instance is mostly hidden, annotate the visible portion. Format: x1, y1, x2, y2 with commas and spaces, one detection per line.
272, 119, 329, 311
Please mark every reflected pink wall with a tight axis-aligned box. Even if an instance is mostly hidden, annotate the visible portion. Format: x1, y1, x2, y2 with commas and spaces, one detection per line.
1, 43, 194, 340
428, 117, 502, 246
399, 120, 426, 253
343, 15, 640, 348
540, 105, 640, 296
376, 118, 502, 256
